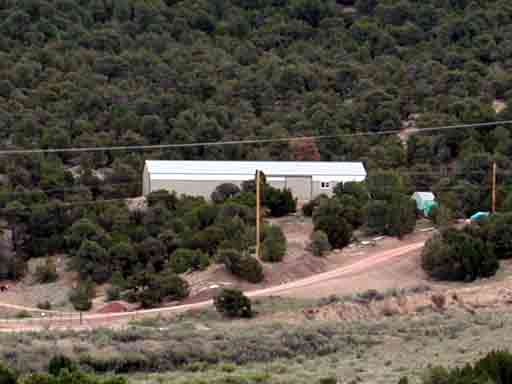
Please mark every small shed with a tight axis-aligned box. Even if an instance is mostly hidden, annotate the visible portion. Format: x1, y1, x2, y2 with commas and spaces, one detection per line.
412, 191, 437, 216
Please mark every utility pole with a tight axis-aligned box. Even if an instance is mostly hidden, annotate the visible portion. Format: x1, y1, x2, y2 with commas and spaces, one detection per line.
492, 161, 497, 213
256, 170, 261, 259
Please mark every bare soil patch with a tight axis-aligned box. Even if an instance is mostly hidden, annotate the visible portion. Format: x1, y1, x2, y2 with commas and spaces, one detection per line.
184, 215, 434, 303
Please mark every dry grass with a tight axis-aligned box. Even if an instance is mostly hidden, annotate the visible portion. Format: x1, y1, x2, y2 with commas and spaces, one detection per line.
0, 288, 511, 384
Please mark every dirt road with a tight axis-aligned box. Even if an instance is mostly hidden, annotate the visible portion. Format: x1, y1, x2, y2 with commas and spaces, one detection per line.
0, 241, 425, 331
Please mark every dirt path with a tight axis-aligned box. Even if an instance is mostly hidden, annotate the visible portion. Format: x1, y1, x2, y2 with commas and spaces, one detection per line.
0, 241, 425, 331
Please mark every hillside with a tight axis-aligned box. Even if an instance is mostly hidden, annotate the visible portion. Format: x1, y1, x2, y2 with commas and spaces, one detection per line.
0, 0, 512, 202
1, 0, 512, 309
3, 279, 512, 383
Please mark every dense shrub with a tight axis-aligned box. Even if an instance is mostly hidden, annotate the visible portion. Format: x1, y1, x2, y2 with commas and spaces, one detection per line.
37, 301, 52, 310
106, 286, 121, 302
211, 183, 241, 204
421, 228, 499, 281
48, 355, 76, 376
146, 190, 178, 210
220, 249, 264, 283
0, 363, 16, 384
387, 194, 417, 238
420, 350, 512, 384
67, 219, 111, 251
23, 370, 128, 384
34, 258, 58, 284
214, 288, 252, 318
430, 205, 453, 228
0, 251, 26, 281
366, 194, 416, 238
313, 199, 353, 249
317, 377, 337, 384
310, 231, 331, 257
73, 240, 111, 284
68, 280, 95, 311
264, 187, 297, 217
334, 181, 369, 208
136, 271, 189, 308
366, 200, 389, 234
485, 213, 512, 259
261, 225, 287, 262
169, 249, 210, 274
302, 195, 328, 217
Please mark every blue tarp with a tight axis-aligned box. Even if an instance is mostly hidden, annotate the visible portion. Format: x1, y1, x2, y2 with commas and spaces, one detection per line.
470, 212, 490, 221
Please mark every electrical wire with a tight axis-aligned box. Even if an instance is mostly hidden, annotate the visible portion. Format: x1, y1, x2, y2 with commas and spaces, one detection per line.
0, 120, 510, 155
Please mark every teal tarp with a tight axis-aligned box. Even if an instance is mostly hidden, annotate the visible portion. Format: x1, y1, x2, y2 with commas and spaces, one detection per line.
423, 201, 438, 216
412, 192, 437, 217
470, 212, 490, 221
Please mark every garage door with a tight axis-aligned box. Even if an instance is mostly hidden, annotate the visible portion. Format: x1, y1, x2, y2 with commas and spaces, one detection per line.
285, 176, 312, 201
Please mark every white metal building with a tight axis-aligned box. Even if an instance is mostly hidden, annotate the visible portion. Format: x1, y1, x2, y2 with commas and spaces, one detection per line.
143, 160, 367, 201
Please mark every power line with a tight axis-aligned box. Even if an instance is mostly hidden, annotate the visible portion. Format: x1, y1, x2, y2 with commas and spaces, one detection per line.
0, 120, 510, 155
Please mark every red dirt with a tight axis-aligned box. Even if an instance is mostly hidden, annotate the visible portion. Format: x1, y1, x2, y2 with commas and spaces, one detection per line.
95, 301, 132, 314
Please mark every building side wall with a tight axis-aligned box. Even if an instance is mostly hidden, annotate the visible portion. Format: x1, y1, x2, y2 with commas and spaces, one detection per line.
268, 180, 286, 190
146, 175, 367, 200
149, 179, 243, 199
311, 181, 333, 198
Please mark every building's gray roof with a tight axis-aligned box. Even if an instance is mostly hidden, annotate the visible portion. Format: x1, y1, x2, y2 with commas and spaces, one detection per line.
145, 161, 366, 180
413, 191, 436, 200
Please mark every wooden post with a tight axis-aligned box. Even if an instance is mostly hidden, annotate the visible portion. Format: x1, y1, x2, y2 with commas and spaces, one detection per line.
256, 170, 260, 259
492, 161, 497, 213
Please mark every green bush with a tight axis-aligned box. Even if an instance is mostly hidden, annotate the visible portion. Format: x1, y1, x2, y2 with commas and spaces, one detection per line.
422, 350, 512, 384
211, 183, 241, 204
421, 228, 499, 282
387, 194, 417, 238
146, 190, 178, 210
106, 286, 121, 302
310, 230, 331, 257
220, 249, 264, 283
170, 248, 210, 274
74, 240, 111, 284
48, 355, 76, 376
37, 301, 52, 310
69, 281, 95, 311
366, 194, 417, 238
430, 205, 453, 228
334, 181, 369, 208
264, 187, 297, 217
34, 257, 58, 284
318, 377, 337, 384
0, 363, 16, 384
302, 194, 328, 217
137, 271, 190, 308
485, 213, 512, 259
214, 288, 252, 318
0, 252, 26, 281
313, 199, 353, 249
15, 311, 31, 319
261, 225, 287, 262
